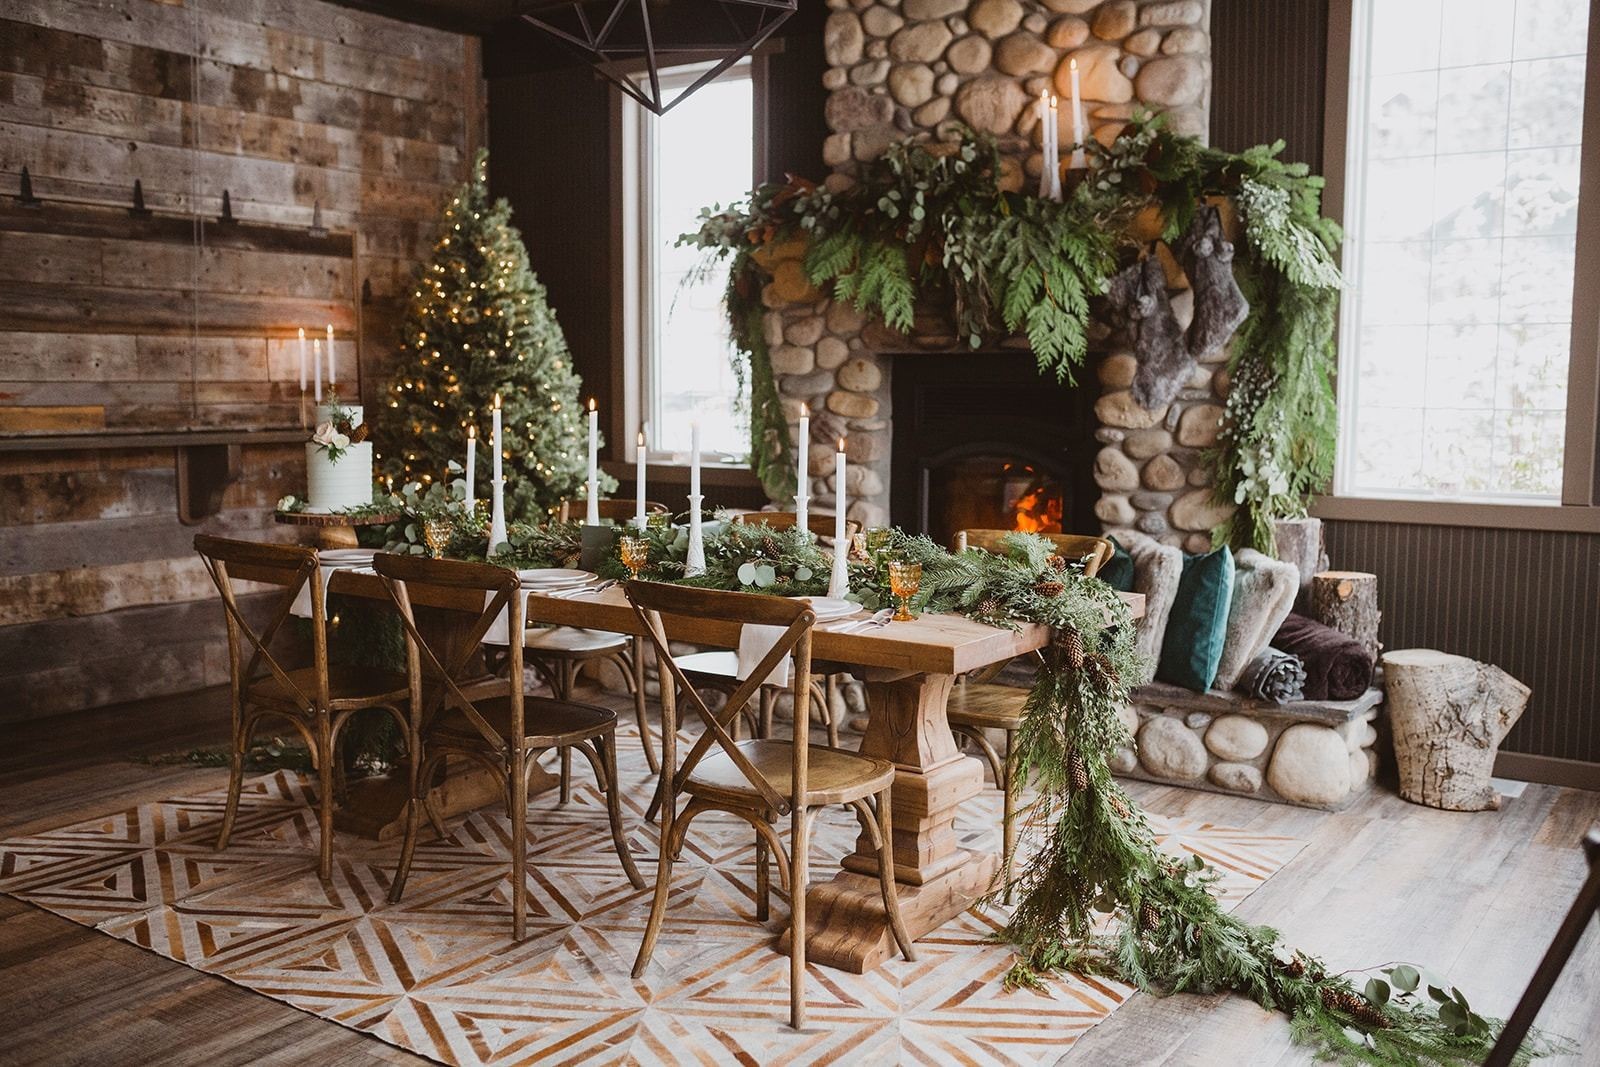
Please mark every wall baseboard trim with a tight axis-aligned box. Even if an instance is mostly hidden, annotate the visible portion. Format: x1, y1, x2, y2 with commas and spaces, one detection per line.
1494, 752, 1600, 792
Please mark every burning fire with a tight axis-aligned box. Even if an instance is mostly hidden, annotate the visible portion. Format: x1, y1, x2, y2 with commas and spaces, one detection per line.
1007, 463, 1063, 533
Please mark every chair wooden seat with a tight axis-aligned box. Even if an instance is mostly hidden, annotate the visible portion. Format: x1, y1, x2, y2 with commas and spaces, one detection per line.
432, 695, 618, 749
686, 740, 894, 808
248, 664, 410, 710
945, 682, 1027, 732
523, 626, 629, 654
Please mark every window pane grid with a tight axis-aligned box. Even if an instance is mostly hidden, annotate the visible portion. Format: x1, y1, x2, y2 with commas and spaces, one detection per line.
1339, 0, 1587, 501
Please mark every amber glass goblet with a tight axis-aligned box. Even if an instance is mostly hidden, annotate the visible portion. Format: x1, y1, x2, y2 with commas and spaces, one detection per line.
887, 560, 922, 622
421, 516, 453, 560
619, 535, 651, 580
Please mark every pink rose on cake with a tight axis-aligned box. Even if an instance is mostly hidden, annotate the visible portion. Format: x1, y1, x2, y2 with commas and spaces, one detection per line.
312, 420, 352, 462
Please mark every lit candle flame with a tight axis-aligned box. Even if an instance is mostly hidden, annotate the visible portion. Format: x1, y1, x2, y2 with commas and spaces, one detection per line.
637, 431, 645, 447
588, 397, 597, 412
468, 424, 476, 439
493, 393, 501, 409
800, 402, 809, 417
1069, 58, 1078, 72
837, 437, 846, 452
297, 327, 305, 339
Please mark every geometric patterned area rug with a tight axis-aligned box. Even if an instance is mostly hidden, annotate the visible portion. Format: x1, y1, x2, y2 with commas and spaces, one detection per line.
0, 720, 1304, 1066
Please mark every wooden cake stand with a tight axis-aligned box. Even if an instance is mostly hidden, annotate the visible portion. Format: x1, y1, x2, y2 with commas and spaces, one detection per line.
274, 508, 401, 548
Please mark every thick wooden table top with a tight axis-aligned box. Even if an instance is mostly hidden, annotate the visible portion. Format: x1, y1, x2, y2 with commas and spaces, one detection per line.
327, 572, 1144, 677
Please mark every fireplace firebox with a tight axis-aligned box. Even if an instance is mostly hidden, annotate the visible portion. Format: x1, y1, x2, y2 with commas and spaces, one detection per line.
889, 353, 1098, 548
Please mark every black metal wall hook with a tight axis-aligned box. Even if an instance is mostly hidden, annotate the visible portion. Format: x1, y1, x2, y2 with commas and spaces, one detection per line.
129, 178, 151, 217
15, 166, 41, 207
218, 189, 236, 224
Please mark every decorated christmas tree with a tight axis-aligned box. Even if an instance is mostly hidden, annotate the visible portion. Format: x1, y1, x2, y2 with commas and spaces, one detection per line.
375, 150, 609, 521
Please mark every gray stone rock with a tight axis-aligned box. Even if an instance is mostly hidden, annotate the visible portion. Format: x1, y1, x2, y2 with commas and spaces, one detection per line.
1266, 724, 1352, 806
995, 33, 1057, 76
1038, 0, 1100, 12
783, 370, 837, 397
955, 75, 1029, 135
1184, 710, 1213, 730
1138, 0, 1204, 27
822, 132, 853, 167
1129, 490, 1172, 511
851, 59, 891, 86
1023, 12, 1046, 33
1141, 453, 1185, 491
1046, 15, 1090, 49
1116, 702, 1141, 739
1135, 56, 1205, 106
1098, 351, 1138, 388
1205, 715, 1270, 761
1094, 446, 1139, 492
785, 316, 826, 347
936, 71, 960, 95
1111, 746, 1139, 774
1095, 390, 1166, 429
968, 0, 1024, 38
1091, 0, 1137, 40
1138, 715, 1208, 781
836, 356, 884, 392
890, 20, 954, 62
763, 311, 787, 347
1183, 532, 1212, 553
1164, 106, 1208, 138
1058, 45, 1132, 102
825, 11, 865, 67
1123, 427, 1173, 460
946, 34, 993, 74
1119, 54, 1141, 78
914, 96, 951, 125
1162, 26, 1209, 54
1170, 488, 1233, 533
853, 123, 902, 160
888, 63, 936, 106
862, 6, 905, 36
1176, 403, 1224, 447
816, 335, 851, 369
867, 38, 889, 59
1136, 512, 1168, 535
826, 86, 894, 131
902, 0, 966, 19
1210, 762, 1263, 793
826, 301, 868, 335
1124, 27, 1162, 56
769, 344, 815, 375
823, 67, 849, 91
1095, 494, 1135, 526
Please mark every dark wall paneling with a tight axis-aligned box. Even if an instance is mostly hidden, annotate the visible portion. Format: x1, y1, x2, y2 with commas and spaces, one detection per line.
1209, 0, 1329, 170
1324, 521, 1600, 764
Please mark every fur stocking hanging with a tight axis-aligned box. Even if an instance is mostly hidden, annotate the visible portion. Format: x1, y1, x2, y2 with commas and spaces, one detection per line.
1176, 204, 1249, 363
1104, 256, 1191, 411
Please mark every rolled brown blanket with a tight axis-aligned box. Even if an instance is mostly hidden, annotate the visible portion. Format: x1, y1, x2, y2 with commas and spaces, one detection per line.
1273, 612, 1374, 700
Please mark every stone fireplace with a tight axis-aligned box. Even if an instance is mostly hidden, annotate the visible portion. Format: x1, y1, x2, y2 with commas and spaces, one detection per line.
764, 0, 1230, 550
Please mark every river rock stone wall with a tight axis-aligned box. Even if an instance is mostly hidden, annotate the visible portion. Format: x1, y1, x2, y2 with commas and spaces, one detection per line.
764, 0, 1220, 539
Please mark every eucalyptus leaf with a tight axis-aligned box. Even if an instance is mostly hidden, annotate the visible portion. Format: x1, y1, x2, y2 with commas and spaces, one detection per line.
754, 564, 776, 587
1387, 964, 1419, 993
1363, 978, 1389, 1006
737, 562, 758, 585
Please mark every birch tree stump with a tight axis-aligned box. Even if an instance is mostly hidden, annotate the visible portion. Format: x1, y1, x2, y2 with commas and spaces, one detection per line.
1311, 571, 1381, 663
1272, 517, 1326, 606
1382, 649, 1530, 811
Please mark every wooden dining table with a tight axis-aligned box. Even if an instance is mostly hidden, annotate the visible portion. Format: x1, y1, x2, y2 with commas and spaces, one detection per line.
322, 568, 1143, 974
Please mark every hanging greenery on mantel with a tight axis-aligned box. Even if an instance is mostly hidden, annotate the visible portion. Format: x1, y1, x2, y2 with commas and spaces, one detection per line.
682, 115, 1342, 553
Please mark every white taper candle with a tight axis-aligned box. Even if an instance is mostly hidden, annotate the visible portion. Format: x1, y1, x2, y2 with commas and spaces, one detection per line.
297, 327, 307, 392
325, 324, 336, 385
796, 402, 810, 536
1069, 58, 1086, 170
465, 424, 477, 509
828, 437, 849, 598
489, 394, 506, 551
585, 398, 600, 526
312, 338, 322, 402
635, 430, 647, 528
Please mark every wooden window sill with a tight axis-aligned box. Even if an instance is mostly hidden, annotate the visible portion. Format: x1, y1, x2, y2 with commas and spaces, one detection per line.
1312, 495, 1600, 534
600, 459, 759, 489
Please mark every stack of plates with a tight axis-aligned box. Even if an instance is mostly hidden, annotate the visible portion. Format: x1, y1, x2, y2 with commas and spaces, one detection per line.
788, 596, 858, 623
318, 548, 378, 567
517, 567, 598, 592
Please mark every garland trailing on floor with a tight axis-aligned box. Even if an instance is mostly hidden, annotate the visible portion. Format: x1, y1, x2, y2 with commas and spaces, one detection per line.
497, 520, 1555, 1065
682, 115, 1341, 553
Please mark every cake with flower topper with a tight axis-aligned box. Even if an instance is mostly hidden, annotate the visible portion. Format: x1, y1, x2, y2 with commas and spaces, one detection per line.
304, 393, 373, 511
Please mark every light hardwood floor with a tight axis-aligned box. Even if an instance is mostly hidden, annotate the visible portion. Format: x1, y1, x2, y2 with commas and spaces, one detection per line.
2, 686, 1597, 1067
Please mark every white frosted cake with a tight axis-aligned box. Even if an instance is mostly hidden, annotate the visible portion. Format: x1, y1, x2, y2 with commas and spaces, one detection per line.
305, 401, 372, 511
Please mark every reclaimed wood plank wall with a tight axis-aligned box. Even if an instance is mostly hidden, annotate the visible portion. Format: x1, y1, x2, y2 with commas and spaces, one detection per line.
0, 0, 481, 722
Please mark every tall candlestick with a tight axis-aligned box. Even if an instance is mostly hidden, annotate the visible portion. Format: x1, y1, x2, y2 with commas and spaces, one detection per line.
635, 430, 647, 529
795, 402, 810, 537
1069, 59, 1086, 171
1037, 90, 1051, 198
297, 327, 307, 392
1048, 95, 1063, 201
828, 437, 849, 598
464, 424, 477, 509
312, 338, 323, 402
585, 397, 600, 526
325, 324, 336, 385
489, 394, 506, 551
685, 420, 704, 576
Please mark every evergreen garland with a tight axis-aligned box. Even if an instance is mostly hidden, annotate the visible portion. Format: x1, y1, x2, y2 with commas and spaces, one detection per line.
375, 150, 613, 522
682, 117, 1342, 553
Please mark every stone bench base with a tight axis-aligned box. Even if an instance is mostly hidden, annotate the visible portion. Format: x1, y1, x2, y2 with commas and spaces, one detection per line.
1114, 682, 1383, 810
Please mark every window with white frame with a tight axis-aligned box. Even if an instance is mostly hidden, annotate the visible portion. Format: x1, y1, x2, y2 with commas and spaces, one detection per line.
624, 61, 754, 462
1337, 0, 1589, 501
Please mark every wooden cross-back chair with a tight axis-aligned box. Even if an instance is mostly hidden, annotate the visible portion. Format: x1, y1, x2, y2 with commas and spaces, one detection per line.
374, 553, 644, 941
623, 580, 914, 1030
194, 534, 409, 881
947, 528, 1115, 901
528, 496, 669, 791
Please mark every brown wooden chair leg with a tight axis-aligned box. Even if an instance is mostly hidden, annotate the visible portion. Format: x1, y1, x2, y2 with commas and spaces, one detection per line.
875, 788, 916, 962
1002, 728, 1018, 906
789, 806, 811, 1030
759, 688, 774, 740
388, 751, 436, 904
216, 714, 250, 851
824, 675, 840, 748
755, 823, 771, 922
597, 735, 645, 889
631, 793, 683, 979
315, 712, 336, 881
511, 748, 529, 941
559, 749, 573, 806
626, 637, 659, 773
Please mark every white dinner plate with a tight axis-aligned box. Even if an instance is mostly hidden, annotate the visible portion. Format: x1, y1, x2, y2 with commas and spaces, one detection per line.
517, 568, 597, 587
319, 548, 378, 565
790, 596, 858, 622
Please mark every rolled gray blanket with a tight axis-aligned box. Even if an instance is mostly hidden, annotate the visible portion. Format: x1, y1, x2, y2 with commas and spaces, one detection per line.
1240, 646, 1305, 704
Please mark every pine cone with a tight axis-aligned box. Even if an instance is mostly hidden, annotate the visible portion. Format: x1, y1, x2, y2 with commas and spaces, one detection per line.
1046, 553, 1068, 572
1034, 579, 1065, 599
1319, 986, 1391, 1030
349, 422, 370, 443
1069, 749, 1090, 793
1109, 794, 1131, 819
1055, 627, 1086, 669
1139, 901, 1161, 931
1281, 955, 1306, 979
1085, 653, 1121, 688
976, 596, 1001, 617
761, 535, 780, 558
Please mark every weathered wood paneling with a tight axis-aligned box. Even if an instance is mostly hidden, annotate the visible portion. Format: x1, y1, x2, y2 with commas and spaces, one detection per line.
0, 0, 478, 722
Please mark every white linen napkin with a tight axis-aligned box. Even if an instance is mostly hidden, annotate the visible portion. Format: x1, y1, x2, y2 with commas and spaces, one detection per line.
289, 562, 367, 620
737, 623, 792, 688
480, 586, 530, 647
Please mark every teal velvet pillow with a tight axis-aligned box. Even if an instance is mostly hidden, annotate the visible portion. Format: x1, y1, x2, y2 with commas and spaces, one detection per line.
1098, 536, 1135, 592
1156, 546, 1235, 691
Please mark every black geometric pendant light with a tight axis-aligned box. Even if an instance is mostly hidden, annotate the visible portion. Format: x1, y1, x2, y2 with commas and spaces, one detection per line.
520, 0, 796, 115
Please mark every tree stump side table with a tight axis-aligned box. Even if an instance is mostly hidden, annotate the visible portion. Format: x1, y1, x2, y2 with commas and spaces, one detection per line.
274, 509, 401, 549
